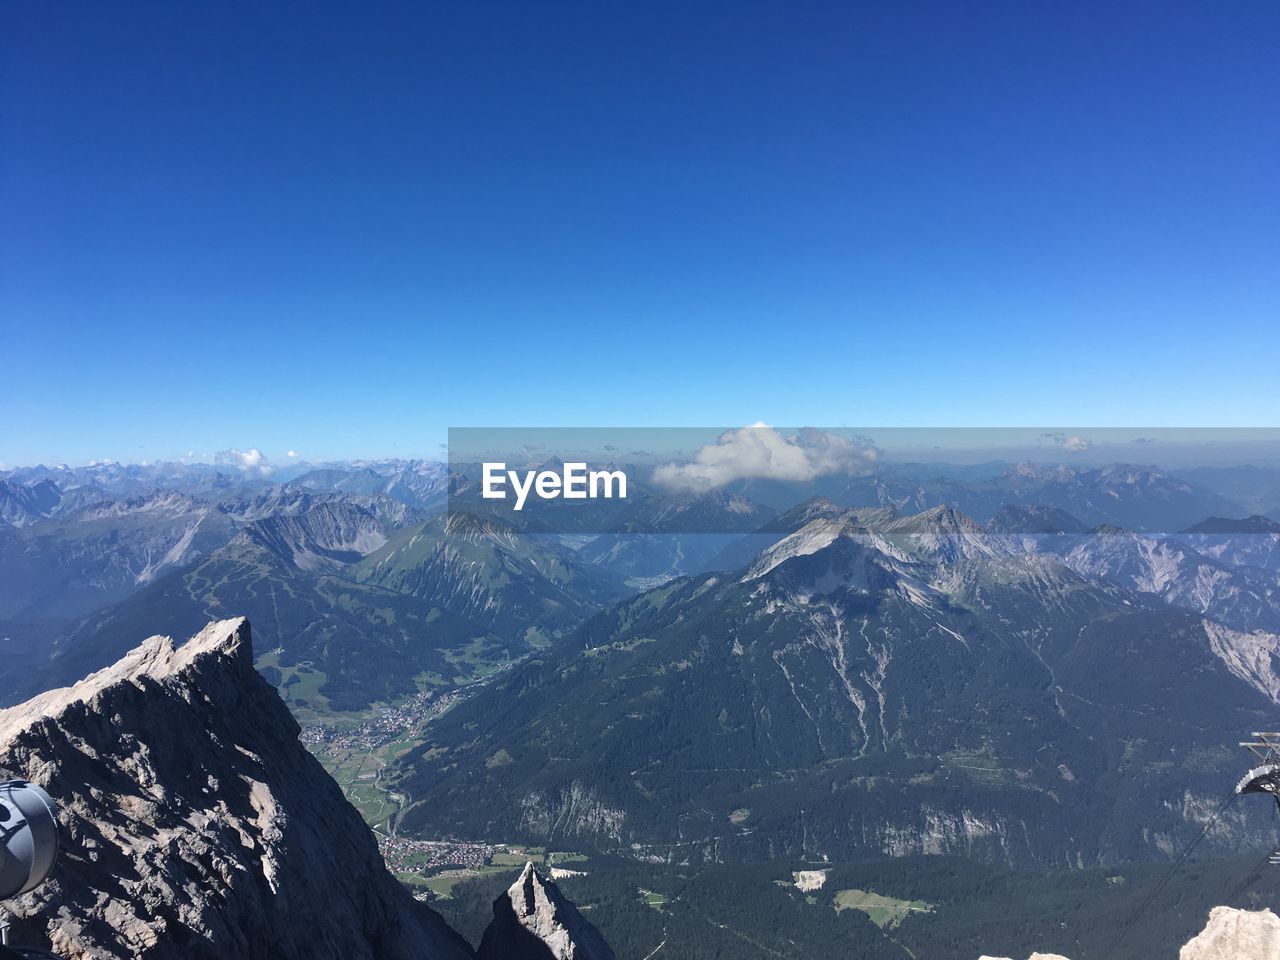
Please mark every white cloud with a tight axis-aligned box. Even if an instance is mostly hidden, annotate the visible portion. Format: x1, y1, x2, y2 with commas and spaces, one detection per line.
1039, 432, 1091, 453
287, 450, 299, 458
215, 447, 273, 477
653, 424, 879, 493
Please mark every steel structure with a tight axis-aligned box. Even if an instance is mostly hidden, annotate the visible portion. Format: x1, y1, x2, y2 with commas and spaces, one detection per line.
1237, 731, 1280, 864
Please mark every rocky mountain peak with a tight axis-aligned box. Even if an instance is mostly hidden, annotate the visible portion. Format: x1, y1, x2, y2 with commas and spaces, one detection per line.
0, 477, 62, 526
239, 499, 392, 571
742, 503, 1010, 589
976, 906, 1280, 960
758, 496, 845, 530
1094, 462, 1189, 490
0, 617, 474, 960
742, 515, 868, 581
0, 618, 254, 742
476, 861, 615, 960
985, 503, 1087, 535
1179, 906, 1280, 959
76, 489, 207, 519
887, 502, 982, 535
1088, 522, 1130, 536
1001, 461, 1077, 484
1184, 515, 1280, 535
879, 504, 1007, 572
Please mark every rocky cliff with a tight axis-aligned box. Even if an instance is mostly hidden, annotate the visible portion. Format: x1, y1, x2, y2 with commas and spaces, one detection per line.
0, 618, 474, 960
1179, 906, 1280, 959
476, 862, 615, 960
977, 906, 1280, 960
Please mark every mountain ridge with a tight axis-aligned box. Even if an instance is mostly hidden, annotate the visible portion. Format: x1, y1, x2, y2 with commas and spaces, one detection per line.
394, 505, 1279, 866
0, 618, 475, 959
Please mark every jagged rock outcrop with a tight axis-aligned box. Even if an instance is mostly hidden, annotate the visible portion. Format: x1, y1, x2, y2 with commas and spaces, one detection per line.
978, 906, 1280, 960
1179, 906, 1280, 959
0, 618, 473, 960
476, 862, 615, 960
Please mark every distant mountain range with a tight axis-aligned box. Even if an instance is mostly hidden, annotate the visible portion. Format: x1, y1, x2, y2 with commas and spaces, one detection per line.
0, 489, 238, 620
724, 461, 1253, 532
0, 457, 450, 503
6, 509, 624, 713
1036, 524, 1280, 635
0, 460, 630, 709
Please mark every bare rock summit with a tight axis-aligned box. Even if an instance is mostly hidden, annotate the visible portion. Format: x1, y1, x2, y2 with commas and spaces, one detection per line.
0, 618, 474, 960
476, 861, 615, 960
1179, 906, 1280, 960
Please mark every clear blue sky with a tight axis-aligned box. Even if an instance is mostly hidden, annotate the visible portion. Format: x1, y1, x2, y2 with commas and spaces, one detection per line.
3, 1, 1277, 465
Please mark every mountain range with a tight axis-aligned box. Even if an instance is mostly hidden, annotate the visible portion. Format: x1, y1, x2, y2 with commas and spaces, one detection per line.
9, 509, 623, 714
394, 501, 1280, 868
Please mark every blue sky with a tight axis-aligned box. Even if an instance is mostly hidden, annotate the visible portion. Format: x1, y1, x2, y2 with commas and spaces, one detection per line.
3, 1, 1277, 466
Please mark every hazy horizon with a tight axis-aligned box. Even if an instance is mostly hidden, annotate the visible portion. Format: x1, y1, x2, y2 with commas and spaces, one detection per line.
9, 425, 1280, 474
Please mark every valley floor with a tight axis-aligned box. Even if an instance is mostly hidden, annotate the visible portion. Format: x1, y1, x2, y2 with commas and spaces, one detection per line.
289, 649, 1280, 960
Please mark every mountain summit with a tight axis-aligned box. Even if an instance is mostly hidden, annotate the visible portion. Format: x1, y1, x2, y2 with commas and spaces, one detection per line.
477, 861, 616, 960
0, 618, 474, 959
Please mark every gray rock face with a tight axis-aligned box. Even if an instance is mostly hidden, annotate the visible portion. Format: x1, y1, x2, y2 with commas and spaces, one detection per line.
476, 862, 615, 960
1179, 906, 1280, 960
1047, 527, 1280, 635
0, 478, 62, 527
977, 907, 1280, 960
0, 618, 473, 960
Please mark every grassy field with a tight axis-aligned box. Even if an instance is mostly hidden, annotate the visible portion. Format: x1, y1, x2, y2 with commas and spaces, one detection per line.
421, 866, 512, 898
441, 637, 518, 682
639, 888, 668, 911
257, 651, 342, 720
309, 726, 425, 832
491, 850, 531, 867
833, 888, 933, 928
315, 744, 396, 829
